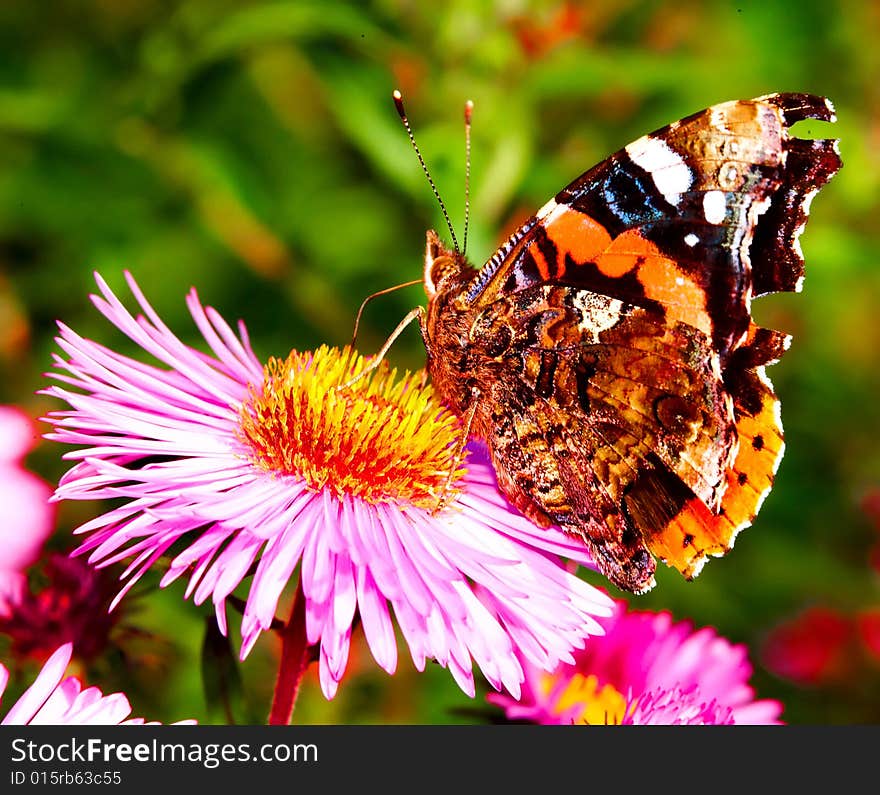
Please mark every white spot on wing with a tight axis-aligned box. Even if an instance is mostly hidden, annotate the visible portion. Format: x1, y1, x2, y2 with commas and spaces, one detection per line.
703, 190, 727, 224
802, 187, 818, 217
625, 135, 692, 204
684, 233, 699, 247
824, 96, 837, 123
541, 202, 569, 226
793, 222, 806, 261
536, 197, 558, 219
573, 293, 624, 343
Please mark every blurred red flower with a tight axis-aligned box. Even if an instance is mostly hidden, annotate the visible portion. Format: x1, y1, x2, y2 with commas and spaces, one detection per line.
856, 607, 880, 662
512, 3, 585, 58
0, 553, 121, 663
762, 607, 854, 685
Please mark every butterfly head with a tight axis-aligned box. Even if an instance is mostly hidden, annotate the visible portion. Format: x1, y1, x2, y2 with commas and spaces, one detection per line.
423, 229, 472, 300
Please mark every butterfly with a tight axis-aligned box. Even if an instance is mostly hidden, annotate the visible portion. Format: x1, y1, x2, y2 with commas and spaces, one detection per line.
405, 92, 841, 594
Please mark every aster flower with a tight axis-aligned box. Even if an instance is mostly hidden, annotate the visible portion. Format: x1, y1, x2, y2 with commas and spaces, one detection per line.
620, 685, 737, 725
0, 643, 193, 725
43, 272, 613, 711
490, 596, 782, 725
0, 405, 55, 613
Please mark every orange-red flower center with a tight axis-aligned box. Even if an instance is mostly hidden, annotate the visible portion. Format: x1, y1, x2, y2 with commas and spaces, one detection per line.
239, 346, 465, 508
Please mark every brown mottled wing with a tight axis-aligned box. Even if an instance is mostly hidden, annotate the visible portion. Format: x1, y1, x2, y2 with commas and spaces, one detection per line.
468, 284, 736, 593
634, 323, 788, 578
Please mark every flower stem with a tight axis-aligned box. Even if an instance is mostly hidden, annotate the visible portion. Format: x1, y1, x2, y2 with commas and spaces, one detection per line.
268, 579, 310, 725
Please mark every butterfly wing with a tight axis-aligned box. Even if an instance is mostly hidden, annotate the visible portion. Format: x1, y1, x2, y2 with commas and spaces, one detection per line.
634, 323, 789, 578
425, 93, 840, 591
464, 93, 839, 357
467, 284, 736, 592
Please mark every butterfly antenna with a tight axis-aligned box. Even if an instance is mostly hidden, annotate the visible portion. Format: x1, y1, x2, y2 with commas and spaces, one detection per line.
393, 89, 460, 254
463, 99, 473, 257
350, 278, 422, 348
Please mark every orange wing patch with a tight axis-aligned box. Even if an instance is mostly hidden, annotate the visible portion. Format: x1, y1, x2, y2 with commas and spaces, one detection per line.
543, 206, 612, 267
644, 369, 784, 578
601, 230, 713, 338
542, 207, 712, 338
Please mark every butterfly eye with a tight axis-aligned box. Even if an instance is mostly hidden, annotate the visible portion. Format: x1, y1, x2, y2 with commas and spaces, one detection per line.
423, 230, 458, 298
425, 255, 458, 298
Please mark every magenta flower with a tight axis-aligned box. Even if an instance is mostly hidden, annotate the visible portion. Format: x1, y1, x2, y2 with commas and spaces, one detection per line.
619, 685, 736, 725
489, 596, 782, 725
43, 273, 613, 704
0, 406, 55, 613
0, 643, 192, 724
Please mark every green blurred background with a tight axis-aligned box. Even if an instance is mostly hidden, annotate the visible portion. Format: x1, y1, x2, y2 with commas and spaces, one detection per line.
0, 0, 878, 724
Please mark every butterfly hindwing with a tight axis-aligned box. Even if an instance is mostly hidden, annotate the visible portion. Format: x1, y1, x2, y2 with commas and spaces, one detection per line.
463, 284, 736, 592
638, 361, 785, 579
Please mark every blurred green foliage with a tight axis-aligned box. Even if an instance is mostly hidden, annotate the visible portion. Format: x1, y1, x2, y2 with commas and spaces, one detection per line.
0, 0, 878, 724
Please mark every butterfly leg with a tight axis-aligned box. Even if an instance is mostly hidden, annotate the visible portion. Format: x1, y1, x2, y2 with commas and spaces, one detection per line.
337, 306, 425, 390
431, 387, 480, 515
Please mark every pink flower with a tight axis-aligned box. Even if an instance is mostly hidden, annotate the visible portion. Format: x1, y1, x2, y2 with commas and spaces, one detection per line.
490, 596, 782, 725
0, 644, 192, 724
621, 685, 736, 725
43, 273, 613, 700
0, 406, 55, 613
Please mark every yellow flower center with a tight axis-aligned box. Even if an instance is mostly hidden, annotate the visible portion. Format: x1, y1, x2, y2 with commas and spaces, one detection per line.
239, 345, 465, 508
543, 672, 628, 725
